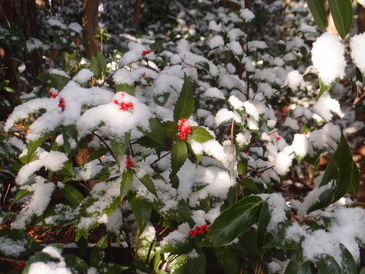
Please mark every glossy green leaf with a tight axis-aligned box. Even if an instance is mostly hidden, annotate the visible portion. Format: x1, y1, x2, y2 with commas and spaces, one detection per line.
145, 118, 166, 145
116, 83, 135, 95
316, 255, 341, 274
110, 134, 129, 166
64, 254, 89, 272
188, 126, 213, 143
215, 247, 239, 274
37, 72, 70, 90
308, 133, 360, 213
90, 235, 108, 267
26, 135, 47, 163
284, 249, 314, 274
173, 74, 194, 122
120, 169, 134, 198
317, 79, 337, 99
328, 0, 353, 39
90, 52, 107, 79
339, 244, 358, 273
205, 196, 262, 247
170, 139, 187, 179
306, 0, 327, 32
174, 247, 205, 274
130, 196, 152, 235
138, 175, 157, 196
13, 189, 33, 203
62, 125, 78, 155
257, 200, 270, 256
265, 222, 302, 250
85, 147, 109, 163
161, 121, 177, 139
59, 184, 84, 206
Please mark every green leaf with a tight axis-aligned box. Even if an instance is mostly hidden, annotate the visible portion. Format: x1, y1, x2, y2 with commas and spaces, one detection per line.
90, 235, 108, 267
170, 139, 187, 179
145, 118, 166, 145
205, 196, 262, 247
317, 79, 337, 99
173, 75, 195, 122
306, 0, 327, 32
26, 136, 47, 163
130, 196, 152, 234
308, 133, 360, 213
37, 73, 70, 90
257, 200, 270, 256
13, 189, 33, 203
284, 249, 314, 274
161, 121, 177, 139
110, 134, 130, 166
116, 83, 135, 95
138, 175, 157, 196
265, 222, 302, 251
64, 254, 89, 272
215, 247, 239, 274
90, 52, 107, 79
62, 125, 78, 155
120, 169, 134, 198
339, 244, 357, 273
59, 184, 84, 206
86, 147, 109, 163
328, 0, 353, 39
316, 255, 342, 274
150, 40, 165, 52
174, 248, 206, 274
188, 126, 214, 143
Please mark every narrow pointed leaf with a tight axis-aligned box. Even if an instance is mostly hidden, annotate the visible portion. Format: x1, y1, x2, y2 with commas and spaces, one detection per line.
120, 169, 134, 198
130, 196, 152, 235
328, 0, 353, 39
170, 139, 187, 179
173, 75, 194, 122
59, 184, 84, 206
205, 196, 262, 246
306, 0, 327, 32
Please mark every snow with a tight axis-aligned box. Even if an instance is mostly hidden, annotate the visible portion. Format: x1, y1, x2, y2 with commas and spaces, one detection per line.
240, 8, 255, 22
208, 35, 224, 49
259, 193, 288, 233
12, 177, 55, 229
77, 92, 151, 138
285, 70, 304, 91
208, 21, 222, 32
203, 87, 225, 99
273, 151, 293, 176
350, 32, 365, 75
0, 237, 26, 257
311, 32, 346, 85
16, 151, 68, 185
68, 22, 83, 34
73, 68, 94, 83
312, 93, 344, 122
292, 134, 309, 157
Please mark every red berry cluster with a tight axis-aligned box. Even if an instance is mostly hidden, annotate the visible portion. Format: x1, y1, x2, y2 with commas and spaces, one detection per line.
113, 99, 134, 111
177, 118, 192, 140
141, 49, 152, 56
48, 90, 58, 98
13, 263, 25, 270
189, 224, 209, 237
126, 156, 135, 168
141, 72, 147, 78
58, 97, 66, 112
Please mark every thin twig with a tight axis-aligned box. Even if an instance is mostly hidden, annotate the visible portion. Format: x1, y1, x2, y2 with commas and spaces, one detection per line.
150, 152, 171, 166
92, 132, 116, 160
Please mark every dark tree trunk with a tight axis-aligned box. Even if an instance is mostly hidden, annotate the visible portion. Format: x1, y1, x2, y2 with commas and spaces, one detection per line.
358, 4, 365, 33
0, 0, 42, 120
83, 0, 99, 59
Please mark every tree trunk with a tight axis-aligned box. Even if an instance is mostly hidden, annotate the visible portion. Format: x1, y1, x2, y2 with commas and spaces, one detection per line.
134, 0, 142, 30
0, 0, 42, 120
83, 0, 99, 59
358, 4, 365, 33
